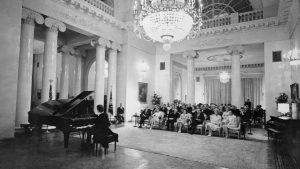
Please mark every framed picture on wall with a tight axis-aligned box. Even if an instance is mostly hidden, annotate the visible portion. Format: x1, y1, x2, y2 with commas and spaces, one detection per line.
290, 83, 299, 102
138, 82, 148, 103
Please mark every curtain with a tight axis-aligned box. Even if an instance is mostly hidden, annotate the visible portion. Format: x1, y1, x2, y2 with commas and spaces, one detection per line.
204, 77, 263, 107
241, 78, 263, 109
204, 78, 231, 105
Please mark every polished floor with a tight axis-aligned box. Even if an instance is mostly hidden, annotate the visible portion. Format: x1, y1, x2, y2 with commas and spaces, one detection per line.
0, 124, 298, 169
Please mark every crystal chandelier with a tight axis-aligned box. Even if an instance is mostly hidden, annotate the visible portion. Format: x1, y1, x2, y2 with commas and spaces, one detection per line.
219, 71, 230, 83
133, 0, 203, 51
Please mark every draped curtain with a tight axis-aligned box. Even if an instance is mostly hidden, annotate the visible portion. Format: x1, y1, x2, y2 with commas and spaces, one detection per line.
241, 78, 263, 109
204, 78, 231, 105
204, 77, 263, 107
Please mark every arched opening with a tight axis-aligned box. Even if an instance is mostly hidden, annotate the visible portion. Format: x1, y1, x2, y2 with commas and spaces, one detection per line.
87, 60, 109, 97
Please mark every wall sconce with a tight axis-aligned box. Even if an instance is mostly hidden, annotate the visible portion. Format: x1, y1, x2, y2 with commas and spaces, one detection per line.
138, 60, 149, 73
284, 49, 300, 66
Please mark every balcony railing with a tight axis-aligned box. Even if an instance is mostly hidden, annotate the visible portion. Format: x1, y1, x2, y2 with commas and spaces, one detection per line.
201, 15, 232, 29
239, 10, 264, 23
83, 0, 114, 16
201, 10, 264, 30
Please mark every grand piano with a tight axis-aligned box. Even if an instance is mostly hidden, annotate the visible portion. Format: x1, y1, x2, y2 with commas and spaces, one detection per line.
28, 91, 96, 148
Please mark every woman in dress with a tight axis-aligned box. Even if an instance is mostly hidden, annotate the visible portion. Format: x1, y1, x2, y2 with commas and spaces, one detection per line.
177, 109, 191, 133
206, 108, 222, 136
222, 111, 238, 138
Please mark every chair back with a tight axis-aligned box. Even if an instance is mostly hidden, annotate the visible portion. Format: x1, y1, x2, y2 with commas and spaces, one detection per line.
236, 116, 241, 129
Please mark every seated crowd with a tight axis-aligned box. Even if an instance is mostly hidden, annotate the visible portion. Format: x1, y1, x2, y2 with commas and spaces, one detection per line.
137, 102, 264, 138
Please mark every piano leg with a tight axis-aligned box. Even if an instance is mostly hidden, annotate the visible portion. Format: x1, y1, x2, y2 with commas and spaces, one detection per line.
64, 132, 70, 148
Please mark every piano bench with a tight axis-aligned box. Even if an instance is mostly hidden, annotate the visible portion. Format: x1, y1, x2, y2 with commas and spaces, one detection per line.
267, 128, 281, 142
94, 135, 117, 154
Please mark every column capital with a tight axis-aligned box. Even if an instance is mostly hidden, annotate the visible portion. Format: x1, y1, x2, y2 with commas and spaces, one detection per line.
45, 17, 66, 33
91, 38, 111, 48
74, 49, 87, 58
59, 46, 75, 55
183, 50, 198, 59
227, 45, 245, 55
22, 8, 44, 25
110, 42, 122, 52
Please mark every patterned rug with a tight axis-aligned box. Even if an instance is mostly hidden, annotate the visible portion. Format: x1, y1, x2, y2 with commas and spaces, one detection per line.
112, 126, 275, 169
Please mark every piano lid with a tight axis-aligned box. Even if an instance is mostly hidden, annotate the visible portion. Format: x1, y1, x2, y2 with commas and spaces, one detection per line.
28, 91, 94, 124
54, 91, 94, 116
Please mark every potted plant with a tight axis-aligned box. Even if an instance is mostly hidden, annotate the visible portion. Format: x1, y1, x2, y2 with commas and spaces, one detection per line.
151, 93, 162, 106
276, 93, 288, 104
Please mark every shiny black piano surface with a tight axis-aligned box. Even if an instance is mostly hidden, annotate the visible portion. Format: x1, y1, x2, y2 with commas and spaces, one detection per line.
28, 91, 96, 148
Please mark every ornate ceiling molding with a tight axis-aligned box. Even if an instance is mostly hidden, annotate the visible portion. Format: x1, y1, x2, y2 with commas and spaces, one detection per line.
58, 0, 130, 31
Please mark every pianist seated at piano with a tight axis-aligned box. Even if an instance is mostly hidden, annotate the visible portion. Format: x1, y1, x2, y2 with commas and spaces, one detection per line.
92, 105, 118, 149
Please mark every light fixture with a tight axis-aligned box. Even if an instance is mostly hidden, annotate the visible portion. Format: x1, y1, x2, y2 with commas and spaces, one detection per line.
138, 60, 150, 73
284, 48, 300, 66
133, 0, 203, 51
219, 71, 230, 83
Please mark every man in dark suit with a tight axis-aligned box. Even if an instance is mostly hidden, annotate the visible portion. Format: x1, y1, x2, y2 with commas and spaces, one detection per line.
244, 99, 251, 110
166, 106, 177, 131
203, 104, 213, 120
139, 108, 147, 128
189, 109, 205, 134
93, 105, 118, 149
116, 103, 125, 123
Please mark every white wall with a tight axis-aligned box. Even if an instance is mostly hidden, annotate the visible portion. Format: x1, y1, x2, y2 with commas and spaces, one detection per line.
195, 74, 205, 104
155, 53, 172, 103
264, 40, 292, 119
119, 32, 156, 121
0, 0, 22, 139
124, 45, 156, 121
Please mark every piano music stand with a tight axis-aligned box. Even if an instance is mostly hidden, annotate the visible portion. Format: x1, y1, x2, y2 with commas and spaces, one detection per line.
45, 125, 50, 134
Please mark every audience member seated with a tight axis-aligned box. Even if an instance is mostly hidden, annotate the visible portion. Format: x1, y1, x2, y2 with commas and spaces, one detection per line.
187, 104, 193, 114
166, 105, 177, 131
203, 104, 213, 120
92, 105, 118, 150
150, 109, 165, 129
253, 105, 264, 124
139, 107, 151, 128
222, 111, 238, 138
177, 109, 191, 133
221, 107, 231, 124
206, 108, 222, 136
241, 105, 252, 126
115, 103, 125, 124
231, 105, 241, 117
189, 108, 205, 134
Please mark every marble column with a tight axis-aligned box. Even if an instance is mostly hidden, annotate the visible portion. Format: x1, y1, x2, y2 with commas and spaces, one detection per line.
227, 45, 245, 107
59, 46, 74, 99
15, 9, 44, 127
91, 38, 111, 112
107, 42, 122, 116
41, 18, 66, 102
184, 50, 198, 104
74, 49, 84, 95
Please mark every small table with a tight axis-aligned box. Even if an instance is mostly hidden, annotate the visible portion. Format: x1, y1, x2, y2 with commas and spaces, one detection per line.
132, 114, 140, 127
